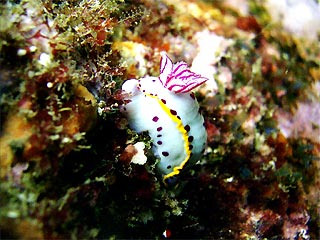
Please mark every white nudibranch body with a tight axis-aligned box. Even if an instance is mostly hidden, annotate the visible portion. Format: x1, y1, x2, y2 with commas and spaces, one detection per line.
121, 52, 208, 184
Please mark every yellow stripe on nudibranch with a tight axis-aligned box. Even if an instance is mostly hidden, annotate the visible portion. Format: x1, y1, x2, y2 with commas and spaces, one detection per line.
145, 93, 191, 184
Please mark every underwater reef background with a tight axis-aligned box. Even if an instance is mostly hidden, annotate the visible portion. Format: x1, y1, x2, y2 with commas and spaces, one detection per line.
0, 0, 319, 239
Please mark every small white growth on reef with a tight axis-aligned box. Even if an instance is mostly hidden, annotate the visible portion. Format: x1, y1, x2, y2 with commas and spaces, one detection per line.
39, 53, 51, 67
17, 49, 27, 56
131, 142, 147, 165
191, 30, 234, 97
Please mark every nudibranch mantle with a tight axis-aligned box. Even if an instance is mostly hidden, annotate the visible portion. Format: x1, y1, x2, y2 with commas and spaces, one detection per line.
121, 52, 208, 184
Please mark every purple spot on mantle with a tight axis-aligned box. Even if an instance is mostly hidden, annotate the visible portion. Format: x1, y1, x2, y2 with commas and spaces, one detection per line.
162, 151, 169, 157
170, 109, 177, 115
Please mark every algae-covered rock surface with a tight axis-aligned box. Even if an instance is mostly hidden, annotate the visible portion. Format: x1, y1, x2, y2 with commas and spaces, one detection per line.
0, 0, 319, 239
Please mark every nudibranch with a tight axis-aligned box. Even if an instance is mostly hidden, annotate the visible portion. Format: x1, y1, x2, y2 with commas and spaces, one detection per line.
121, 52, 208, 185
